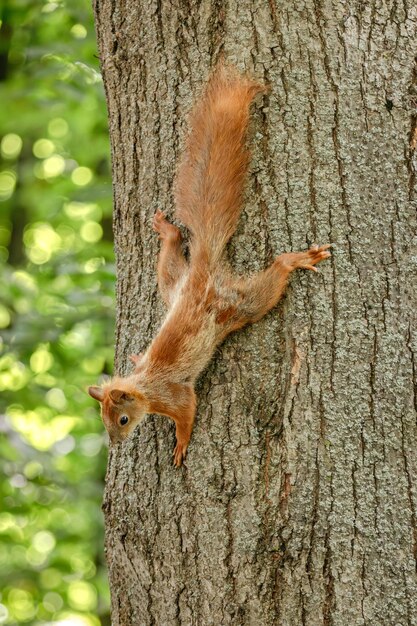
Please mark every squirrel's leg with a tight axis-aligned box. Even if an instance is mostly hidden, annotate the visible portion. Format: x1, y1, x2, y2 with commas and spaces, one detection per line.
149, 382, 196, 467
234, 244, 331, 325
169, 385, 196, 467
172, 411, 195, 467
171, 385, 196, 467
153, 210, 188, 306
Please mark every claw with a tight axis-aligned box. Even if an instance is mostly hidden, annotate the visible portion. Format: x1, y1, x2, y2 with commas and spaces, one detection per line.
173, 442, 188, 467
153, 211, 181, 242
152, 210, 165, 233
304, 243, 332, 268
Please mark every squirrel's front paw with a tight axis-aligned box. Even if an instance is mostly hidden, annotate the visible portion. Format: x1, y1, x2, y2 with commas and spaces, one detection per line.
153, 210, 181, 242
173, 441, 188, 467
152, 210, 166, 233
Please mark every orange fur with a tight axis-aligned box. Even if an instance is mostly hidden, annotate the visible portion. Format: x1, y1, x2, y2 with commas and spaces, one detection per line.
89, 66, 331, 466
175, 65, 265, 266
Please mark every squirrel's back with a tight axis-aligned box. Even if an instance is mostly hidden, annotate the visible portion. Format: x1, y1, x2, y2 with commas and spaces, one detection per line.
175, 66, 264, 265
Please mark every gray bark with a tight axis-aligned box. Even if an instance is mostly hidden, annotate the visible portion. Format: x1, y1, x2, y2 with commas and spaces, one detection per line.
93, 1, 417, 624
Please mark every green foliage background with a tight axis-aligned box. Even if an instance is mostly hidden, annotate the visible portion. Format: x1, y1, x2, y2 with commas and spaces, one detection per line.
0, 0, 113, 624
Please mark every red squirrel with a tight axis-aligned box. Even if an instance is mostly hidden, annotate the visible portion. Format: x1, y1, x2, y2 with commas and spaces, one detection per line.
88, 66, 331, 466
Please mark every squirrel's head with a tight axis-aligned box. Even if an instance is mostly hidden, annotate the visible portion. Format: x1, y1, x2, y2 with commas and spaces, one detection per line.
88, 381, 148, 444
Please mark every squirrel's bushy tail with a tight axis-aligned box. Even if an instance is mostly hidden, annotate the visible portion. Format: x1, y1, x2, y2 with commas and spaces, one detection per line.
175, 66, 264, 265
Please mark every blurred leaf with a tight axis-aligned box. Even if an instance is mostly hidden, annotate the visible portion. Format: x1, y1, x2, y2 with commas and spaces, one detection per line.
0, 0, 112, 623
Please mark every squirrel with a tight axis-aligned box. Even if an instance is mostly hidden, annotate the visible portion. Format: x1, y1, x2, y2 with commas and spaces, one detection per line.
88, 66, 331, 466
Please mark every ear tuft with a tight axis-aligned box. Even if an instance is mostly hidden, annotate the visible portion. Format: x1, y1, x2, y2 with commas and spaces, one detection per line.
109, 389, 133, 404
88, 386, 104, 402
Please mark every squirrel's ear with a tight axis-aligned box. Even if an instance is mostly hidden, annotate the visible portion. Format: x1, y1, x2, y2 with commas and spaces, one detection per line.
109, 389, 134, 404
88, 386, 104, 402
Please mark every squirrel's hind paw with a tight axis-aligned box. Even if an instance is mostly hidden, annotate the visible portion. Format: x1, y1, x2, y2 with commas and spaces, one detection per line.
173, 441, 188, 467
298, 243, 332, 271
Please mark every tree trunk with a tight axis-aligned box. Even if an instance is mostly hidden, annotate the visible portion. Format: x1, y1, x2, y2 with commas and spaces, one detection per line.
93, 2, 417, 624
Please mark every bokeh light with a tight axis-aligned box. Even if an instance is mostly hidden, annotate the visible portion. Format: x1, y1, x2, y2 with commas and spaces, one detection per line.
48, 118, 69, 138
0, 171, 16, 201
71, 166, 93, 186
71, 24, 87, 39
33, 138, 55, 159
1, 134, 23, 159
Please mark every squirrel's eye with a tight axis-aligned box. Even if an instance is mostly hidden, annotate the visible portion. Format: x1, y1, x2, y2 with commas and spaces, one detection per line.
119, 415, 129, 426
